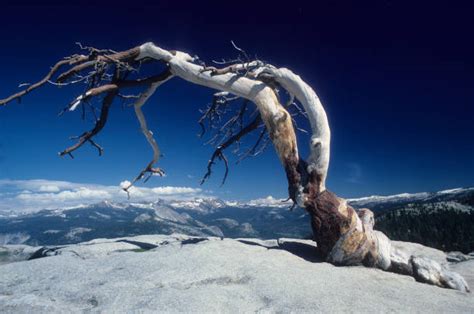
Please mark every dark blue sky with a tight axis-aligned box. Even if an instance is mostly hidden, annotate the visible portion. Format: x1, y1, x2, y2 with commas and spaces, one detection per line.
0, 0, 473, 200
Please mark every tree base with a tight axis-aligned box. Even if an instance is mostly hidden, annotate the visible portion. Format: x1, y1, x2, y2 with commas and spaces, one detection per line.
306, 190, 470, 292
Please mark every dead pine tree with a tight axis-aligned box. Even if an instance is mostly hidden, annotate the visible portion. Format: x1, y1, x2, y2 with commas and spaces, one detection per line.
0, 41, 469, 292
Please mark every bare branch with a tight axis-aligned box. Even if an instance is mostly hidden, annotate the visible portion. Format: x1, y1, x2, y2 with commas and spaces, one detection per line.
201, 115, 262, 185
75, 42, 118, 55
56, 46, 141, 83
201, 61, 263, 77
230, 40, 250, 62
121, 70, 174, 195
237, 128, 268, 163
60, 70, 173, 115
0, 55, 86, 106
59, 90, 117, 157
198, 92, 240, 138
88, 138, 104, 156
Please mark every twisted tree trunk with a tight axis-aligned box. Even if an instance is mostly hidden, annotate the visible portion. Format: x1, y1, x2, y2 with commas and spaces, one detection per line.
0, 42, 469, 292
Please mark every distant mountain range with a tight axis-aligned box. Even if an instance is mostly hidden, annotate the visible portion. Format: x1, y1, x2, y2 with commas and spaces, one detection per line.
1, 187, 473, 252
348, 187, 474, 210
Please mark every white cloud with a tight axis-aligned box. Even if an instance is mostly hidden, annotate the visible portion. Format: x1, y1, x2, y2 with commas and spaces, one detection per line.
38, 185, 61, 193
15, 187, 112, 202
0, 179, 206, 215
248, 195, 291, 207
151, 186, 201, 195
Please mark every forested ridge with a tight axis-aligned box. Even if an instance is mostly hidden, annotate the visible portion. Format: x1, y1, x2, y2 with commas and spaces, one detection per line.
376, 202, 474, 253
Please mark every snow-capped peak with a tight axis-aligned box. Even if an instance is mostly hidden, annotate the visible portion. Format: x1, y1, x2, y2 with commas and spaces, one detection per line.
347, 187, 474, 208
247, 196, 292, 208
347, 192, 430, 204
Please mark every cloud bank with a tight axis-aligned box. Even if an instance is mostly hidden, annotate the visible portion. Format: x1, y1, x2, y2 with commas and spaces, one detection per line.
0, 179, 206, 215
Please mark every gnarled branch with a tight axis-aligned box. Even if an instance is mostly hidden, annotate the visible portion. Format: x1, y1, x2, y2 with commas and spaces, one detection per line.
59, 89, 117, 158
0, 55, 87, 106
201, 115, 262, 185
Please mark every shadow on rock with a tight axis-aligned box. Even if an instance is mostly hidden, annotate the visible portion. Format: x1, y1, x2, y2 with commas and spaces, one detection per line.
237, 239, 323, 263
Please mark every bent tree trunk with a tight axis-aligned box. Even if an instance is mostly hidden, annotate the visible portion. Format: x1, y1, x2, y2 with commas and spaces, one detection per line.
0, 42, 469, 292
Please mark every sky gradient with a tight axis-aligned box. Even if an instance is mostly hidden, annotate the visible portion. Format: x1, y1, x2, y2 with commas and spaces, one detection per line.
0, 0, 473, 203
